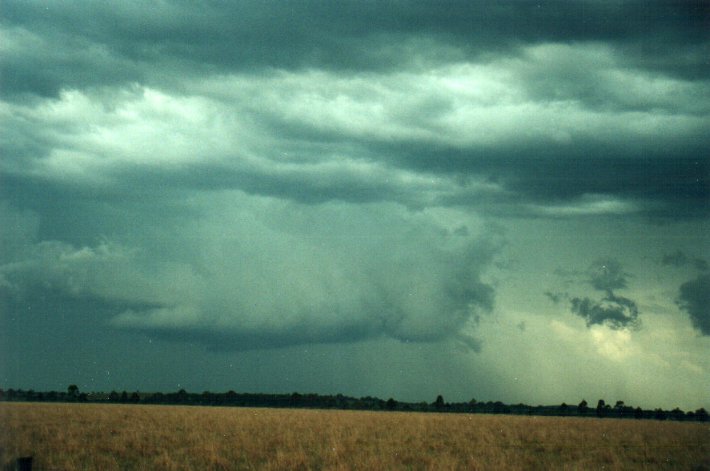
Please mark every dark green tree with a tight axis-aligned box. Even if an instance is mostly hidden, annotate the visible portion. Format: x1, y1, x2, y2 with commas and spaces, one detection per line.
670, 408, 685, 421
596, 399, 606, 418
67, 384, 79, 399
468, 398, 478, 412
634, 407, 644, 419
578, 399, 589, 415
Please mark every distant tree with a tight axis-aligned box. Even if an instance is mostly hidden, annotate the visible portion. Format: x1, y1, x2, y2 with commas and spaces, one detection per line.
120, 391, 128, 403
560, 403, 569, 415
386, 398, 398, 410
201, 391, 214, 405
578, 399, 589, 415
434, 395, 445, 410
78, 393, 88, 402
109, 391, 119, 402
614, 401, 625, 417
130, 392, 140, 404
634, 407, 644, 419
596, 399, 606, 418
67, 385, 79, 399
670, 408, 685, 421
151, 392, 165, 404
695, 408, 708, 422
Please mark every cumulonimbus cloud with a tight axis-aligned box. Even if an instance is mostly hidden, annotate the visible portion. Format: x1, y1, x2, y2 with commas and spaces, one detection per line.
676, 274, 710, 336
0, 199, 498, 351
559, 259, 640, 330
570, 293, 639, 330
661, 250, 708, 271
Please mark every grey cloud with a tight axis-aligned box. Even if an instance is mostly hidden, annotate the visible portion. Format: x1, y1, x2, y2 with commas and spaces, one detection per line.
380, 141, 709, 218
676, 274, 710, 335
2, 0, 708, 99
2, 3, 708, 218
662, 250, 691, 267
661, 250, 708, 271
112, 310, 380, 352
562, 259, 641, 330
2, 0, 709, 410
2, 72, 707, 221
588, 259, 628, 293
0, 198, 498, 352
544, 291, 566, 305
695, 259, 710, 271
570, 293, 640, 330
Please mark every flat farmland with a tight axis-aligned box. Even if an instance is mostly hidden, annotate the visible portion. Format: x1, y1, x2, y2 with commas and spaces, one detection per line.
1, 403, 708, 470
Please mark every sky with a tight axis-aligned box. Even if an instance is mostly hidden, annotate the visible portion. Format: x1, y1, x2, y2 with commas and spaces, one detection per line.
1, 0, 708, 410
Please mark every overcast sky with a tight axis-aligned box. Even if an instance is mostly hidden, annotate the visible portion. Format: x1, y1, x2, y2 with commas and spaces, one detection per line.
1, 0, 708, 410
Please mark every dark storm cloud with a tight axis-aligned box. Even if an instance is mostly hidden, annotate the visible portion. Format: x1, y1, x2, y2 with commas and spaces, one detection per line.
563, 259, 640, 330
113, 311, 380, 352
1, 0, 708, 361
661, 251, 709, 271
570, 293, 640, 330
2, 0, 708, 98
544, 291, 565, 305
588, 259, 628, 293
676, 274, 710, 335
379, 139, 709, 217
107, 231, 497, 351
1, 0, 708, 218
0, 197, 498, 352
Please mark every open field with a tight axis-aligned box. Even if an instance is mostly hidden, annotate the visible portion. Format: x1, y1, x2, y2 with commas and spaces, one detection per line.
1, 403, 708, 470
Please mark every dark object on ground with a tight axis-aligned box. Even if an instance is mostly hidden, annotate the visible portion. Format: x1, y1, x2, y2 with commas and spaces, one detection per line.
15, 457, 32, 471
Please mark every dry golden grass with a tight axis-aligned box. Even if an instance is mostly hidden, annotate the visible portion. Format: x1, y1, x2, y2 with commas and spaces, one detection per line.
1, 402, 708, 470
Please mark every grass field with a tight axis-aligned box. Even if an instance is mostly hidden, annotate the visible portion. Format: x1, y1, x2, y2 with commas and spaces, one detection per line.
1, 402, 708, 470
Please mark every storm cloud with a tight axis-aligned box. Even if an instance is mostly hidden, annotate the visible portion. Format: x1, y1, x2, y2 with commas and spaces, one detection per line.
661, 251, 708, 271
1, 1, 708, 408
2, 1, 708, 219
0, 198, 496, 351
560, 259, 641, 330
677, 274, 710, 336
570, 293, 640, 330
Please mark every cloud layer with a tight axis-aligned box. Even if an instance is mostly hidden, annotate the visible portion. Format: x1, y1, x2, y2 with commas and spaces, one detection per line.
563, 260, 640, 330
0, 198, 496, 351
677, 274, 710, 336
2, 2, 708, 220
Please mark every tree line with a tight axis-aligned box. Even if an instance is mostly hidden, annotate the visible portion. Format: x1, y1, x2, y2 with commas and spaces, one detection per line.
1, 386, 707, 422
